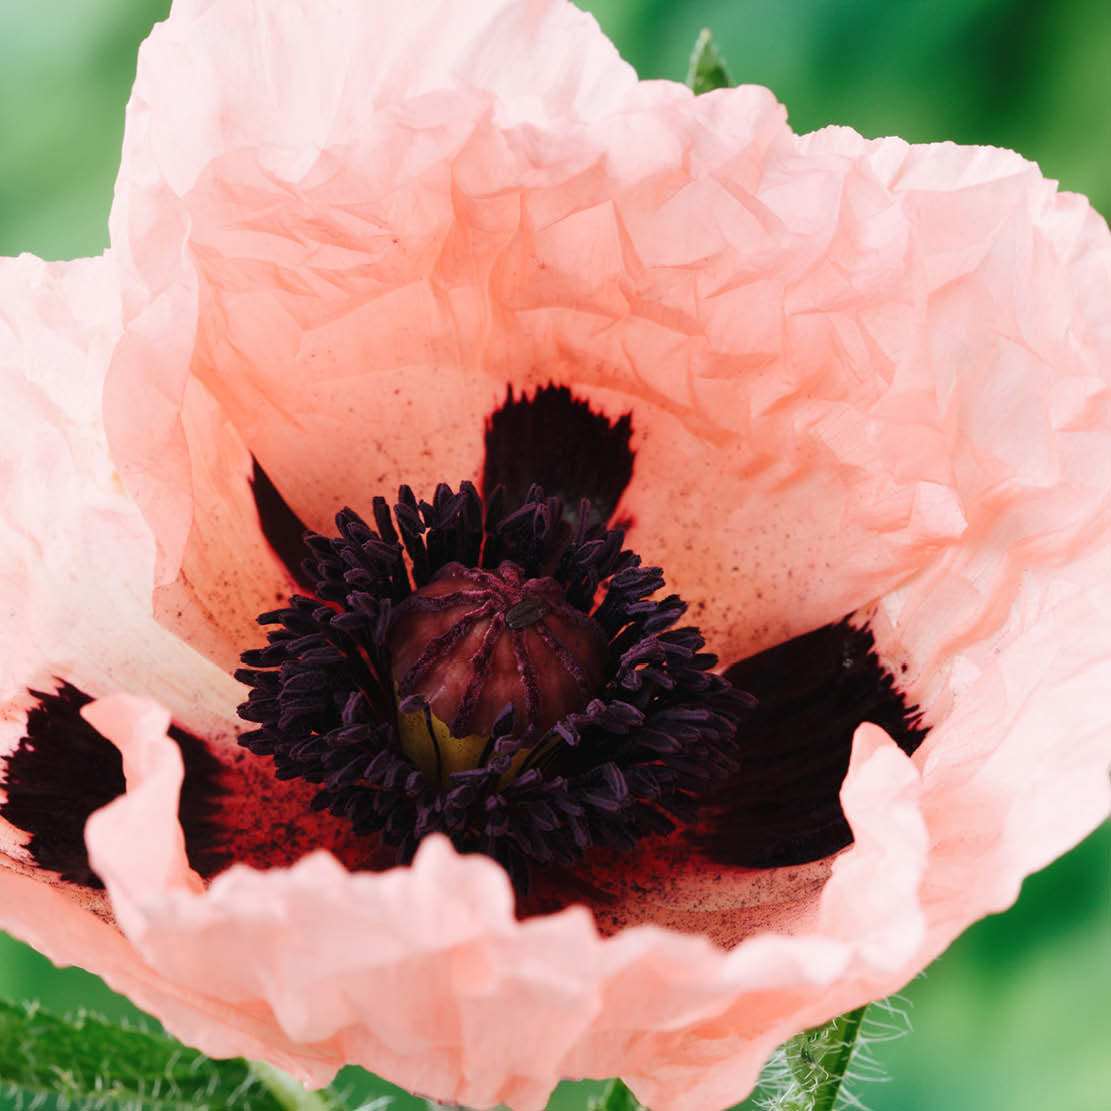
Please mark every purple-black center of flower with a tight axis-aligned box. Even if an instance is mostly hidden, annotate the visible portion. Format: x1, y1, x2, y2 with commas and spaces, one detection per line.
390, 562, 607, 787
236, 481, 747, 889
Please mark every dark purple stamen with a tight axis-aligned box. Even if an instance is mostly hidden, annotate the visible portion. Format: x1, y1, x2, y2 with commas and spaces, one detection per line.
236, 482, 745, 891
505, 596, 550, 629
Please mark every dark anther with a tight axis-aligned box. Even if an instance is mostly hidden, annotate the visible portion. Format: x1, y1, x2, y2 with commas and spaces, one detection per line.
505, 597, 551, 630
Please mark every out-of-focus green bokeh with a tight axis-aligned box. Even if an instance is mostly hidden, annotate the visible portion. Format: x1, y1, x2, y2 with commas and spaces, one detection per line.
0, 2, 1108, 1109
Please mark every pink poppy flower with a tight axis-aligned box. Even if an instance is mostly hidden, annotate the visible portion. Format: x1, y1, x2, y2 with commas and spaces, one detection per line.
3, 1, 1110, 1108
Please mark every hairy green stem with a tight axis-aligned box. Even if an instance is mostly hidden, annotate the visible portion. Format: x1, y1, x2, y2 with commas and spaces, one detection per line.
783, 1005, 869, 1111
247, 1061, 338, 1111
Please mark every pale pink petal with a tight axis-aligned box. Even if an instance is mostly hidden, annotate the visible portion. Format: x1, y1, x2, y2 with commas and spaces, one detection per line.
594, 133, 1111, 954
105, 0, 640, 654
99, 0, 786, 667
24, 544, 1111, 1111
0, 254, 244, 729
872, 535, 1111, 958
3, 241, 381, 870
106, 0, 1110, 675
81, 694, 935, 1111
817, 724, 927, 971
0, 254, 232, 977
153, 376, 304, 673
0, 255, 353, 916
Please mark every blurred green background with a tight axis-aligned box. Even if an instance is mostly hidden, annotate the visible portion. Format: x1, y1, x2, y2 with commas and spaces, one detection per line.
0, 2, 1108, 1109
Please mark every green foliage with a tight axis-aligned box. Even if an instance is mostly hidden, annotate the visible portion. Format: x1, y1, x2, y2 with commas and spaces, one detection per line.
0, 999, 346, 1111
685, 29, 733, 94
0, 0, 173, 259
586, 1079, 646, 1111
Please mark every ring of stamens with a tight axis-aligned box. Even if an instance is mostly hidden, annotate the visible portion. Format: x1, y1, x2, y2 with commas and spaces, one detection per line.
236, 482, 748, 890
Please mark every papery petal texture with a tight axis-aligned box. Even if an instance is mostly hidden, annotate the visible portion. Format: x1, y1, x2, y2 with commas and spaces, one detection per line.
0, 252, 247, 1021
83, 698, 928, 1110
1, 1, 1109, 1109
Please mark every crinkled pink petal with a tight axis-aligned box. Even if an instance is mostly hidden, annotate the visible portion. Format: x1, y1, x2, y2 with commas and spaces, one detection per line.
0, 253, 236, 995
0, 253, 352, 919
105, 0, 638, 616
0, 252, 236, 777
105, 0, 1111, 677
90, 2, 865, 667
153, 375, 306, 672
0, 254, 244, 728
874, 539, 1111, 950
83, 694, 937, 1110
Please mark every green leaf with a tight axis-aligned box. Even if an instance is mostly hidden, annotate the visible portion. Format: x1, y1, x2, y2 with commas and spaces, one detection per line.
587, 1078, 646, 1111
781, 1005, 869, 1111
0, 998, 349, 1111
685, 29, 733, 95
